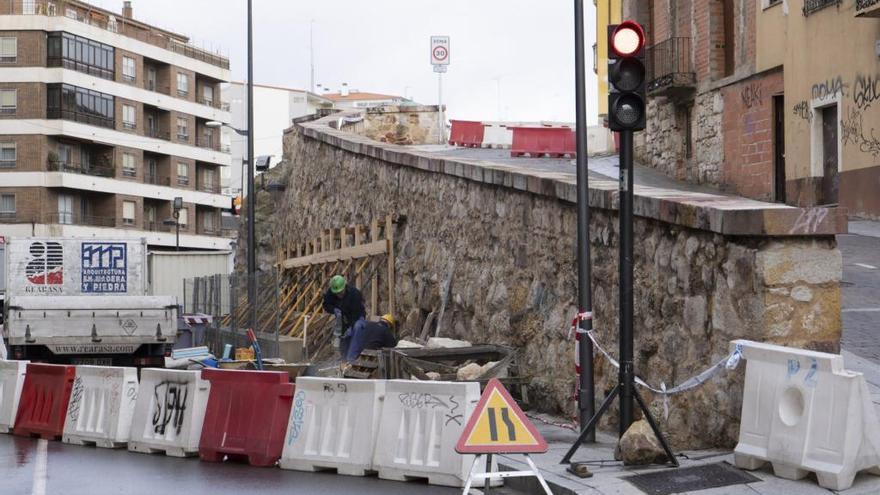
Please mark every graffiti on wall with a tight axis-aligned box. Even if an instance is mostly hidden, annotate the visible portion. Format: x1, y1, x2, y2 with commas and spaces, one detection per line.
853, 73, 880, 111
841, 107, 880, 159
793, 101, 814, 123
811, 77, 848, 102
741, 83, 763, 109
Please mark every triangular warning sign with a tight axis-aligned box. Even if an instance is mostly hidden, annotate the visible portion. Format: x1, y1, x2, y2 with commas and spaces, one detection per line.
456, 378, 548, 454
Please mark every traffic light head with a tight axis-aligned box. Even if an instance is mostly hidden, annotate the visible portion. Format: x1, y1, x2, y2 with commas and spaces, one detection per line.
608, 21, 647, 132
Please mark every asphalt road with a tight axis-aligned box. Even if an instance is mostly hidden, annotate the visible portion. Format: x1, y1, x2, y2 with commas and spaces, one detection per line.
0, 435, 463, 495
839, 231, 880, 361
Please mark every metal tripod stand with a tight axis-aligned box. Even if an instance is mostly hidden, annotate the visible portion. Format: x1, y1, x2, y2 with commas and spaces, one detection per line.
561, 131, 679, 468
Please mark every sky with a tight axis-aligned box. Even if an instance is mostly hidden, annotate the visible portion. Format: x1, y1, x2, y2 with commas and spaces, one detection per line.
99, 0, 599, 124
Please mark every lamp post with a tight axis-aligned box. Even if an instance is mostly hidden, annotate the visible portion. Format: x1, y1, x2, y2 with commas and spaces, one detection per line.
163, 196, 184, 251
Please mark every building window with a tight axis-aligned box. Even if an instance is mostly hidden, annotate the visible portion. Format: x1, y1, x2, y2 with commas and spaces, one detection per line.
177, 162, 189, 185
47, 83, 114, 128
203, 85, 214, 106
178, 207, 188, 226
122, 152, 136, 177
202, 168, 215, 191
47, 2, 56, 16
65, 7, 77, 19
203, 210, 215, 232
0, 89, 16, 114
0, 143, 15, 167
177, 73, 189, 97
176, 117, 189, 141
107, 15, 118, 33
47, 32, 114, 80
0, 193, 14, 217
58, 194, 73, 224
122, 104, 136, 129
23, 0, 36, 14
0, 38, 17, 63
122, 56, 135, 82
122, 200, 135, 225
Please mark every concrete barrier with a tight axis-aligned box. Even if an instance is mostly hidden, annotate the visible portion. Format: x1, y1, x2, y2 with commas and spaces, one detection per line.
732, 340, 880, 490
128, 369, 210, 457
0, 360, 28, 433
62, 366, 138, 448
373, 380, 495, 487
280, 378, 384, 476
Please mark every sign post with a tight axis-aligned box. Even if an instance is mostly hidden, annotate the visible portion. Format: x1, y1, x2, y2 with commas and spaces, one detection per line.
431, 35, 450, 143
456, 379, 553, 494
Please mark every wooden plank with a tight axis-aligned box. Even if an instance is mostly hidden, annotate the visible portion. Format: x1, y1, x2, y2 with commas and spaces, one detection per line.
354, 225, 363, 290
279, 240, 387, 269
370, 218, 379, 319
386, 213, 395, 315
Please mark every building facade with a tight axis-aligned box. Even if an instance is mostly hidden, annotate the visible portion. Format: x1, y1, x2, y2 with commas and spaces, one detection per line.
221, 82, 331, 196
621, 0, 880, 219
0, 0, 233, 250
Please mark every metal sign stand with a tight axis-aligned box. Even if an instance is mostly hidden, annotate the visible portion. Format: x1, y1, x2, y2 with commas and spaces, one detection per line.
461, 454, 554, 495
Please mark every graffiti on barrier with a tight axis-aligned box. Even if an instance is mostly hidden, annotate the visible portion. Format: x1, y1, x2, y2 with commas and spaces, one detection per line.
152, 381, 188, 436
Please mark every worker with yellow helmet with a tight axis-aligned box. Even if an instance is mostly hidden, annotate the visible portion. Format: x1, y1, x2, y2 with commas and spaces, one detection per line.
345, 313, 398, 362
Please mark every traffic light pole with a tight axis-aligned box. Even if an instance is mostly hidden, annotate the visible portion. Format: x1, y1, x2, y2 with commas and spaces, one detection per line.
561, 131, 678, 467
573, 0, 596, 443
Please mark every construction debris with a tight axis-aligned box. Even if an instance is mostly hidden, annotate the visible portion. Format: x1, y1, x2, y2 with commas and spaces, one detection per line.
426, 337, 472, 349
617, 420, 668, 466
395, 339, 424, 349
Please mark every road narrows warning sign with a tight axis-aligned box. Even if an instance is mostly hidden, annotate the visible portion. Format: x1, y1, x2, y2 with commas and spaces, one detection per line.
456, 378, 548, 454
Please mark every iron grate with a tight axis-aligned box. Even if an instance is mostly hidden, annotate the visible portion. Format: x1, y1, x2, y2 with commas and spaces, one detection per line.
625, 462, 760, 495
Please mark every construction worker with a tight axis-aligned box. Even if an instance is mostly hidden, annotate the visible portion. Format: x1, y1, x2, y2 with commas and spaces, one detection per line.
322, 275, 365, 357
346, 314, 398, 362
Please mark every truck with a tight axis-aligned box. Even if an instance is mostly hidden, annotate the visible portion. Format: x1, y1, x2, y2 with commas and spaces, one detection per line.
2, 237, 177, 366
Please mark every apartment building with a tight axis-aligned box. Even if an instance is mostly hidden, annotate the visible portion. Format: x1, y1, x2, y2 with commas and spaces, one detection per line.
0, 0, 233, 250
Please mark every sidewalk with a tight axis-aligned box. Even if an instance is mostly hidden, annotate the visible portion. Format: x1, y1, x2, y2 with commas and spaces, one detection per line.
488, 350, 880, 495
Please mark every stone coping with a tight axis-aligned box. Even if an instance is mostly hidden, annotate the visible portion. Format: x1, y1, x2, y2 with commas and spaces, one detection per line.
293, 113, 846, 237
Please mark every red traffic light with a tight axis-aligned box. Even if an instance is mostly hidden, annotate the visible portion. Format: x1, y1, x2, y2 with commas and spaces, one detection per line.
610, 21, 645, 58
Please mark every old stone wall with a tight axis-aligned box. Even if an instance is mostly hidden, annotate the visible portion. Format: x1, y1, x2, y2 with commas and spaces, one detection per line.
360, 105, 443, 145
278, 114, 845, 449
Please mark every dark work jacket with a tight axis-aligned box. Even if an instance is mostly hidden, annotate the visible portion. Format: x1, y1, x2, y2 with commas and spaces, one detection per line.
322, 286, 366, 330
346, 320, 398, 361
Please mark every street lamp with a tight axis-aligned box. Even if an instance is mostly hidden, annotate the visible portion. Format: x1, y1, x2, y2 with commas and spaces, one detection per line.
163, 196, 184, 251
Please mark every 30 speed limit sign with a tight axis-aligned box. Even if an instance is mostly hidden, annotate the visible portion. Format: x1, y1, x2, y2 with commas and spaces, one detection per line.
431, 36, 450, 66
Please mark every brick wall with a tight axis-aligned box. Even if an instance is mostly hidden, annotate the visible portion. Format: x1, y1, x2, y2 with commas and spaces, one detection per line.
172, 67, 196, 103
0, 135, 46, 171
115, 48, 144, 88
0, 186, 43, 222
0, 30, 46, 67
0, 82, 44, 119
721, 70, 783, 201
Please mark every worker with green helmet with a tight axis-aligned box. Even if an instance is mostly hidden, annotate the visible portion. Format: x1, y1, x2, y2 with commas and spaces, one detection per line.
322, 275, 365, 357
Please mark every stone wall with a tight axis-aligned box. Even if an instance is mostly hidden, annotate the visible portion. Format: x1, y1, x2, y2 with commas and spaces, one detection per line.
278, 113, 845, 449
361, 105, 443, 145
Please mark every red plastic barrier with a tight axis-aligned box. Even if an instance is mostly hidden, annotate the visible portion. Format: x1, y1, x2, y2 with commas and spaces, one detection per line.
198, 369, 294, 467
448, 120, 485, 148
13, 363, 76, 440
510, 126, 576, 158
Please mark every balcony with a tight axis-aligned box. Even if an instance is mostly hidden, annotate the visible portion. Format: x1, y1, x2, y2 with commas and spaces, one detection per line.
803, 0, 840, 16
198, 97, 219, 109
857, 0, 880, 17
646, 37, 696, 99
145, 81, 171, 95
47, 108, 115, 130
197, 136, 220, 151
145, 221, 171, 233
198, 181, 220, 193
43, 213, 116, 228
146, 127, 171, 141
47, 57, 113, 81
145, 173, 170, 186
19, 1, 230, 70
47, 160, 115, 178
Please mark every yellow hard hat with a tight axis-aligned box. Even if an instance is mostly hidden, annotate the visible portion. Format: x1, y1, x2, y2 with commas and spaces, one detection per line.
380, 314, 396, 327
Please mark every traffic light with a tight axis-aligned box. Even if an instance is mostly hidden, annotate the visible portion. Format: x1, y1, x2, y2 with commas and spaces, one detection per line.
607, 21, 647, 132
231, 195, 242, 216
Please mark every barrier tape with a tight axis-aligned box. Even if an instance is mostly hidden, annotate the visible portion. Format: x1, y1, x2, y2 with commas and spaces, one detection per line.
570, 314, 744, 419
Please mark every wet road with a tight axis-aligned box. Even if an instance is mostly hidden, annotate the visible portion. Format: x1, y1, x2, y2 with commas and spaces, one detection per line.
0, 435, 460, 495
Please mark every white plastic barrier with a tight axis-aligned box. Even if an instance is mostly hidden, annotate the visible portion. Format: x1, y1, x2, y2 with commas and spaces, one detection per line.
373, 380, 495, 488
280, 378, 384, 475
0, 360, 28, 433
128, 369, 210, 457
483, 123, 513, 149
63, 365, 138, 448
732, 340, 880, 490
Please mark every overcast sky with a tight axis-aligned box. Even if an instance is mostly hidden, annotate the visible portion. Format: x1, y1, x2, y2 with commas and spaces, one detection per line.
102, 0, 599, 124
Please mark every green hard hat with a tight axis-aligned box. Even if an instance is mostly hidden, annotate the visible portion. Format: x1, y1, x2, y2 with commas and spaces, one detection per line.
330, 275, 346, 294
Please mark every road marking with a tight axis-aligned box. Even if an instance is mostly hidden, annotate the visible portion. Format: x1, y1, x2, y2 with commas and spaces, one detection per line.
854, 263, 878, 270
842, 308, 880, 313
32, 439, 48, 495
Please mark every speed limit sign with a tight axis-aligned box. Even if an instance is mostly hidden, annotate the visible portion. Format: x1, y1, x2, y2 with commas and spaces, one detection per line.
431, 36, 450, 66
